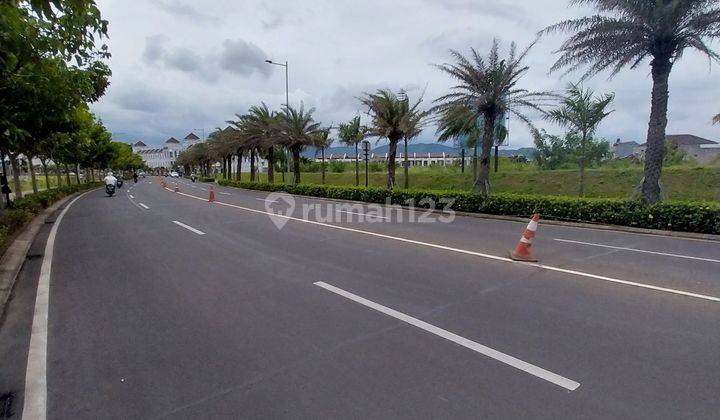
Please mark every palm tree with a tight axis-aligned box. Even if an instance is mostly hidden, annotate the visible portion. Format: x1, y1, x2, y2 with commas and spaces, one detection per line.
544, 0, 720, 203
435, 105, 482, 181
360, 89, 429, 189
434, 39, 555, 195
312, 126, 333, 184
337, 116, 369, 186
232, 103, 281, 183
401, 111, 426, 189
545, 83, 614, 196
279, 104, 321, 184
713, 113, 720, 125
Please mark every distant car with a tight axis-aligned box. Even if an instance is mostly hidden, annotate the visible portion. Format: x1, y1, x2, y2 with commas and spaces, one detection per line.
170, 171, 179, 177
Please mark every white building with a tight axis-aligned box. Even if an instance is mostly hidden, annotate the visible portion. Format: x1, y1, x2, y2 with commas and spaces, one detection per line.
132, 137, 185, 169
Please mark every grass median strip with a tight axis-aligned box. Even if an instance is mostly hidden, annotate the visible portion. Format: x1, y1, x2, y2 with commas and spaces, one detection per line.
314, 281, 581, 391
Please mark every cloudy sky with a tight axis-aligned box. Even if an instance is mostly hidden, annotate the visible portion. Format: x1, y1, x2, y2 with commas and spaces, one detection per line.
91, 0, 720, 148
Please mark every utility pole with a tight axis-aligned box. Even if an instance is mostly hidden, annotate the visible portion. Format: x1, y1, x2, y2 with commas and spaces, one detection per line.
265, 59, 290, 183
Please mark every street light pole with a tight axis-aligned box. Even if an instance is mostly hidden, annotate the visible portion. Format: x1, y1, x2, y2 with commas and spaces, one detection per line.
265, 59, 290, 183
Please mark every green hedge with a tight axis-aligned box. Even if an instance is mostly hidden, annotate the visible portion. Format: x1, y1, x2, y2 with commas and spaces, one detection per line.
216, 179, 720, 234
199, 177, 216, 183
0, 182, 103, 254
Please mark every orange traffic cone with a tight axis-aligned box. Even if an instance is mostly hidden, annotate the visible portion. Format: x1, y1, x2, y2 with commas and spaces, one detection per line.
174, 183, 179, 192
208, 186, 216, 202
509, 213, 540, 262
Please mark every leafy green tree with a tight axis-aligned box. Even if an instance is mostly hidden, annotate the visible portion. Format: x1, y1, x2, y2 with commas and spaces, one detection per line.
534, 130, 611, 170
279, 104, 321, 184
360, 89, 429, 190
545, 83, 614, 195
433, 39, 555, 194
544, 0, 720, 203
337, 116, 368, 186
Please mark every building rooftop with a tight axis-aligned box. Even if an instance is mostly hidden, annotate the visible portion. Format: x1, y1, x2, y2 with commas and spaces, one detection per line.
666, 134, 717, 146
165, 137, 180, 144
184, 133, 200, 140
133, 141, 148, 147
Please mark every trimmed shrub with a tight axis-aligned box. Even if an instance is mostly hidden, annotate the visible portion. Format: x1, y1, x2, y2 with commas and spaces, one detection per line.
215, 179, 720, 234
0, 182, 103, 254
199, 177, 216, 183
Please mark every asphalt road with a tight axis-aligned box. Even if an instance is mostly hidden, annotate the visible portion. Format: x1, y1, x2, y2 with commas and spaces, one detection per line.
1, 177, 719, 419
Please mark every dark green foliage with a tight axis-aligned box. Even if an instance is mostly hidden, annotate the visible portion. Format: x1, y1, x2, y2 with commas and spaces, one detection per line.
216, 179, 719, 234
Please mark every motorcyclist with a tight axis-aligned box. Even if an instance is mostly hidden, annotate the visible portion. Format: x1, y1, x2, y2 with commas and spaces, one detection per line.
103, 171, 118, 187
133, 172, 138, 183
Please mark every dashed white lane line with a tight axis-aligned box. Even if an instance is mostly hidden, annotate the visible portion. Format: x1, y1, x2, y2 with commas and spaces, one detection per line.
172, 220, 206, 235
218, 192, 232, 196
139, 203, 150, 210
256, 198, 275, 202
23, 190, 92, 419
335, 209, 390, 220
554, 238, 720, 264
128, 194, 135, 199
314, 281, 580, 391
167, 188, 720, 303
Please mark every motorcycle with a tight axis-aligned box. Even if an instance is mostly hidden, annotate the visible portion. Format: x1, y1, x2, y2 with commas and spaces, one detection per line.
105, 183, 116, 197
191, 175, 197, 183
116, 178, 124, 188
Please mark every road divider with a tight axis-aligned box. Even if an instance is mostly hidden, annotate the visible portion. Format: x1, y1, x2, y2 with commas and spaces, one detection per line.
172, 220, 205, 235
554, 238, 720, 263
314, 281, 580, 391
163, 187, 720, 303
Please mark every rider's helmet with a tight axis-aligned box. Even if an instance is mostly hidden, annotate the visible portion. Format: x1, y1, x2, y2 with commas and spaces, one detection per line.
107, 171, 114, 176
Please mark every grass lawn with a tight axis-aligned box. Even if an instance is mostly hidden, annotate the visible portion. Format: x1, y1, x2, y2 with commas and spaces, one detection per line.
231, 164, 720, 202
16, 175, 79, 194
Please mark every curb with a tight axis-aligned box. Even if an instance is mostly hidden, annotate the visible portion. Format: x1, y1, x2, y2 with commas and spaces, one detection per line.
210, 182, 720, 242
0, 191, 87, 318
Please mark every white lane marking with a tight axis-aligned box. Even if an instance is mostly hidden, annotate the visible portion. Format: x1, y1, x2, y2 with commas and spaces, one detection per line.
24, 190, 92, 419
335, 209, 390, 220
218, 192, 231, 196
166, 188, 720, 303
554, 238, 720, 264
128, 194, 135, 199
139, 203, 150, 210
172, 220, 206, 235
256, 198, 276, 202
315, 281, 580, 391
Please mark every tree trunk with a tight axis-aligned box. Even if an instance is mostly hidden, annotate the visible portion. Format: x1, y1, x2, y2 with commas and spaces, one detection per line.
386, 136, 399, 190
579, 131, 586, 196
474, 113, 496, 195
28, 157, 38, 194
494, 145, 499, 173
10, 155, 22, 199
641, 58, 672, 204
403, 138, 409, 189
55, 161, 62, 188
64, 164, 71, 185
321, 147, 326, 184
473, 143, 478, 183
236, 148, 243, 181
250, 149, 256, 182
75, 164, 81, 185
292, 146, 301, 184
355, 143, 359, 186
267, 146, 274, 184
40, 159, 50, 190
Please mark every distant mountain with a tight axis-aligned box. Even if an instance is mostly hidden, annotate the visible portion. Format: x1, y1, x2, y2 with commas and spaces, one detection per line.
301, 143, 536, 159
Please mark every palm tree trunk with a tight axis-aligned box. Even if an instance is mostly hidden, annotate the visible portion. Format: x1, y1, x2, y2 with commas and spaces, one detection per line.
267, 146, 275, 184
473, 143, 478, 183
403, 138, 409, 189
236, 148, 243, 181
641, 59, 672, 204
250, 149, 256, 182
28, 158, 38, 194
474, 113, 496, 195
321, 147, 326, 184
10, 155, 22, 199
292, 147, 301, 184
386, 137, 399, 190
355, 144, 359, 186
75, 164, 81, 184
579, 131, 586, 196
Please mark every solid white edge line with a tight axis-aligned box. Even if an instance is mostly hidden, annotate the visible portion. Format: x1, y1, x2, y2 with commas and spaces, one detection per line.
554, 238, 720, 263
23, 190, 92, 419
172, 220, 205, 235
314, 281, 580, 391
138, 203, 150, 210
165, 187, 720, 303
